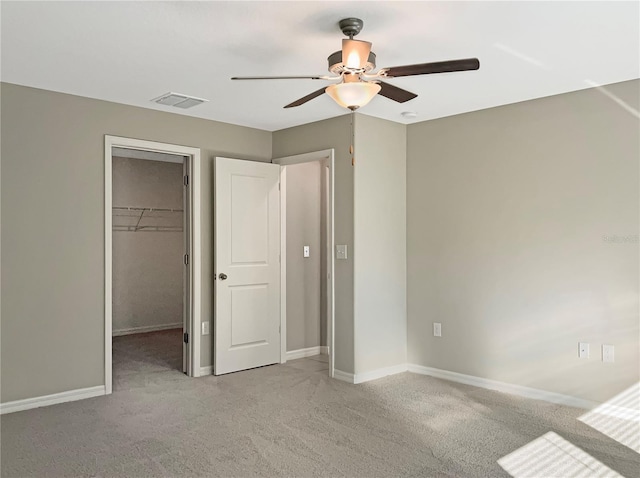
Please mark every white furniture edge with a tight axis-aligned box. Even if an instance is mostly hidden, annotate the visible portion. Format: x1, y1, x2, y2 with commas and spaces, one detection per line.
0, 386, 106, 415
407, 364, 599, 410
112, 323, 182, 337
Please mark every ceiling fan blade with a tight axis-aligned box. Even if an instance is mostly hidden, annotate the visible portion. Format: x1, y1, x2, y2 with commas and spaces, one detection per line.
377, 81, 418, 103
231, 75, 332, 80
284, 88, 327, 108
383, 58, 480, 78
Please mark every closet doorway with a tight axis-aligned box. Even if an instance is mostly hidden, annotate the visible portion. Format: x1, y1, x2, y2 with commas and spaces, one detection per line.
104, 136, 201, 394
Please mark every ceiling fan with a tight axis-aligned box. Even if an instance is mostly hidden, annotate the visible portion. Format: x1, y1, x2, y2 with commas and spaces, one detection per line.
231, 18, 480, 111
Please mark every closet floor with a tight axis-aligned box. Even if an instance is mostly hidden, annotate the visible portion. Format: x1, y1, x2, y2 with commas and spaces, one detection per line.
113, 328, 183, 391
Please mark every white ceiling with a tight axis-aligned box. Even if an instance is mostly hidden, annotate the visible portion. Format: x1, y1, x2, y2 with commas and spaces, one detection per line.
2, 1, 638, 132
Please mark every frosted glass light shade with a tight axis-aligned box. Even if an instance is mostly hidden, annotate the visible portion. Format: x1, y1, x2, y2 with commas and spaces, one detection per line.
342, 39, 372, 69
325, 82, 381, 109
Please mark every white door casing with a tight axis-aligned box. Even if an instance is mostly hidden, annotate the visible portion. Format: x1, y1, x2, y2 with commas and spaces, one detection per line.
104, 135, 202, 395
272, 149, 335, 379
214, 157, 281, 375
182, 158, 190, 374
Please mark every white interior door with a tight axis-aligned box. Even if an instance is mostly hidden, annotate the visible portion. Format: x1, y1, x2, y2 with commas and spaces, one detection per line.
214, 157, 281, 375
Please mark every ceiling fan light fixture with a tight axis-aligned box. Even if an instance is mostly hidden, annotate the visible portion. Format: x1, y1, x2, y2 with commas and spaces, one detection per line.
342, 39, 372, 69
325, 81, 381, 110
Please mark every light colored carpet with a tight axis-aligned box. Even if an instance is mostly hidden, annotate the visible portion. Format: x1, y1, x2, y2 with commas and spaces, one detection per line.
112, 329, 184, 391
1, 331, 637, 477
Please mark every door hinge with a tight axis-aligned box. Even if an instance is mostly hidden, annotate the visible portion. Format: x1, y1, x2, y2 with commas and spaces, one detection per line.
183, 332, 189, 344
278, 182, 280, 191
184, 175, 189, 186
184, 254, 189, 265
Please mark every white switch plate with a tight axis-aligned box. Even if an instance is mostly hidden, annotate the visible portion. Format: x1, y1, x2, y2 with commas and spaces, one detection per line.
602, 344, 615, 363
303, 245, 310, 258
336, 245, 348, 260
578, 342, 589, 359
433, 322, 442, 337
202, 321, 210, 335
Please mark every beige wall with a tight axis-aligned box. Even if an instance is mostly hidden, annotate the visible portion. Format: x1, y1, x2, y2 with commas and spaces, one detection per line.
354, 114, 407, 374
3, 78, 636, 405
112, 157, 183, 334
1, 83, 271, 402
286, 161, 322, 351
407, 80, 639, 403
273, 115, 354, 373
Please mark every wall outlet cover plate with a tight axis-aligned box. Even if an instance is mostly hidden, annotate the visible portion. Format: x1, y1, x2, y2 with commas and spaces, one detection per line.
602, 344, 615, 363
578, 342, 589, 359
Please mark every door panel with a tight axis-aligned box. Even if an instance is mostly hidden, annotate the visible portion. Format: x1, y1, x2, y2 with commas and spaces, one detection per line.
231, 175, 269, 263
215, 157, 280, 375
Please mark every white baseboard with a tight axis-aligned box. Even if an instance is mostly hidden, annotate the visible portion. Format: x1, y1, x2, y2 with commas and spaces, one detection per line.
112, 323, 182, 337
286, 346, 323, 360
200, 365, 213, 376
354, 364, 408, 384
320, 346, 329, 355
333, 369, 355, 384
0, 385, 106, 415
408, 364, 599, 410
333, 364, 408, 385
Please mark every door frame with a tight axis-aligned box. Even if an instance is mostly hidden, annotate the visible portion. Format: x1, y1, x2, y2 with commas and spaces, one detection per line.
104, 135, 202, 394
273, 149, 336, 378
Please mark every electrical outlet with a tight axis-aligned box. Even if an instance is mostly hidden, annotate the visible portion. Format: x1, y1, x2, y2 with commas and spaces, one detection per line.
578, 342, 589, 359
433, 322, 442, 337
602, 344, 615, 363
202, 321, 210, 335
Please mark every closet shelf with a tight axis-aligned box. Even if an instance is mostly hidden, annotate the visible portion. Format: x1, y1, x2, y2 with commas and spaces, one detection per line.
112, 206, 183, 232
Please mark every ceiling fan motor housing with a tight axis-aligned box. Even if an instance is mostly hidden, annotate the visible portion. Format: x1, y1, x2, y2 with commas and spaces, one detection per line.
339, 18, 364, 38
327, 50, 377, 75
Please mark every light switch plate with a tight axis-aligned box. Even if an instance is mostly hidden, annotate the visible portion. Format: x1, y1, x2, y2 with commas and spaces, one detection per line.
202, 321, 210, 335
433, 322, 442, 337
303, 245, 310, 258
336, 244, 348, 260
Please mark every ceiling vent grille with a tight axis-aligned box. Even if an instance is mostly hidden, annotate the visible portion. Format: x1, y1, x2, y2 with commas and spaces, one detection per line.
152, 92, 208, 109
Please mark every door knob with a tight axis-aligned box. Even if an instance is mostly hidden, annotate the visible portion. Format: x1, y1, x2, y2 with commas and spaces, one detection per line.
219, 273, 228, 280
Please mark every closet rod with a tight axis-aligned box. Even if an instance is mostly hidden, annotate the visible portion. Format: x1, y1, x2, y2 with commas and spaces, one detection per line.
112, 206, 184, 213
113, 226, 183, 232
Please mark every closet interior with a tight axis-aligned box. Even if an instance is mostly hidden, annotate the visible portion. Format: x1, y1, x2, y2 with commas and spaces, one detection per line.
111, 148, 187, 389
